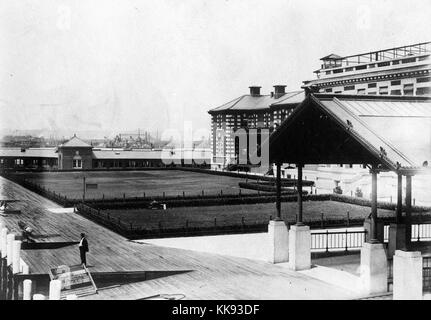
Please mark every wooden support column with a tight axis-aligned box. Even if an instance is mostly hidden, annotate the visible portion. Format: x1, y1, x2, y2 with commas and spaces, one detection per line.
297, 164, 303, 225
405, 175, 412, 247
396, 174, 402, 223
370, 168, 378, 243
275, 163, 282, 221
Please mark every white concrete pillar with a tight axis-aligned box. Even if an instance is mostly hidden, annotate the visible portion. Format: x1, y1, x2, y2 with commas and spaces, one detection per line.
33, 294, 45, 300
0, 223, 3, 256
22, 262, 29, 275
267, 220, 289, 263
23, 279, 32, 300
12, 240, 21, 274
0, 227, 8, 258
288, 224, 311, 271
393, 250, 422, 300
49, 279, 62, 300
359, 242, 388, 295
6, 233, 15, 266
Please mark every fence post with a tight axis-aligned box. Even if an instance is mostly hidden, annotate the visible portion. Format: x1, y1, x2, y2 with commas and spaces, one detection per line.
202, 190, 204, 197
239, 189, 242, 196
417, 225, 421, 242
347, 211, 350, 227
321, 212, 324, 228
345, 229, 348, 251
326, 230, 329, 253
143, 192, 146, 198
183, 191, 185, 198
123, 193, 125, 200
220, 190, 223, 197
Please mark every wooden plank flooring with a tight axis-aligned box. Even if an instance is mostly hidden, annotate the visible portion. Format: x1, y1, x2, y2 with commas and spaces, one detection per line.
0, 176, 360, 300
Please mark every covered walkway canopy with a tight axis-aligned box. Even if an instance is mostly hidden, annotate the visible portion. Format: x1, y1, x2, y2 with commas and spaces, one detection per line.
268, 93, 431, 243
270, 93, 431, 173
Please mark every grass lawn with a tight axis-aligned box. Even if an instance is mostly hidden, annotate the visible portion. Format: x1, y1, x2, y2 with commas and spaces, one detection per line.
105, 200, 396, 230
16, 170, 259, 199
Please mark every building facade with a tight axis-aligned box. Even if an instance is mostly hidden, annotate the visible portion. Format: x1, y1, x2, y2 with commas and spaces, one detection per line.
0, 135, 211, 171
57, 135, 94, 170
208, 86, 304, 171
287, 41, 431, 205
303, 41, 431, 96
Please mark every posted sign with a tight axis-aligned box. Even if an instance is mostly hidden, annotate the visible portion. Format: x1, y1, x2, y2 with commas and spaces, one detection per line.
49, 265, 97, 296
85, 183, 98, 190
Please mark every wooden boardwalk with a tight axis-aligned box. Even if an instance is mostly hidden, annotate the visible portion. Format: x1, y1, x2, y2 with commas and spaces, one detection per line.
0, 176, 361, 300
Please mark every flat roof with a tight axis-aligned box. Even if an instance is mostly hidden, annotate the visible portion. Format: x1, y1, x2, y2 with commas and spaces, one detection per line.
0, 148, 57, 158
92, 149, 211, 160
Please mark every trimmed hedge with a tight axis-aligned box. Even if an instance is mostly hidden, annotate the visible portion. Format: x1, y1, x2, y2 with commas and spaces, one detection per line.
238, 182, 310, 194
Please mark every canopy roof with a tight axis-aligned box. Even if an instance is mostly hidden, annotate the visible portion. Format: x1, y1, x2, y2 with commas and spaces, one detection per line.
269, 93, 431, 174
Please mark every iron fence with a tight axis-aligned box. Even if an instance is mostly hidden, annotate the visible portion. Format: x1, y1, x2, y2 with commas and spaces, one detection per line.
311, 230, 366, 252
383, 224, 431, 242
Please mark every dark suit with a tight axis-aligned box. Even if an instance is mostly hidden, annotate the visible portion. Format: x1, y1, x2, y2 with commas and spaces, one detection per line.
79, 237, 89, 265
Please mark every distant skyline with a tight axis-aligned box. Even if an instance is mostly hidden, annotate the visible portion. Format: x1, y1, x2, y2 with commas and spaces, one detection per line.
1, 0, 431, 138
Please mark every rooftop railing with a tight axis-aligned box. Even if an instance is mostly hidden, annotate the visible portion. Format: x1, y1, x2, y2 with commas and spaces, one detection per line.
321, 41, 431, 70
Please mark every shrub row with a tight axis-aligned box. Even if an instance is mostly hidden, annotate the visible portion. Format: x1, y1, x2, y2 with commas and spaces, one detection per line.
75, 202, 368, 240
90, 194, 329, 210
328, 194, 431, 212
238, 182, 310, 194
178, 167, 315, 184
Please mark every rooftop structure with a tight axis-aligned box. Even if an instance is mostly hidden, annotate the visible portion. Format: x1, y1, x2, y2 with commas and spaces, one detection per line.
303, 41, 431, 97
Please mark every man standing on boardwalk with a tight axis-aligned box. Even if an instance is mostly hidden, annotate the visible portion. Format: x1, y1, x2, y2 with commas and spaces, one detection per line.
79, 233, 89, 267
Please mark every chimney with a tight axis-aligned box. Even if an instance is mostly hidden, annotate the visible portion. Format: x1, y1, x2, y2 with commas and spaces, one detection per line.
273, 85, 287, 99
249, 86, 261, 97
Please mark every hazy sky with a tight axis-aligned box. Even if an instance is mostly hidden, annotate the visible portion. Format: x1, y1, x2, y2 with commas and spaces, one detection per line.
1, 0, 431, 138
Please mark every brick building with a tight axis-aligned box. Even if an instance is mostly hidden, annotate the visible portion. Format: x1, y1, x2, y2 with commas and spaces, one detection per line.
208, 86, 304, 171
57, 135, 93, 170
